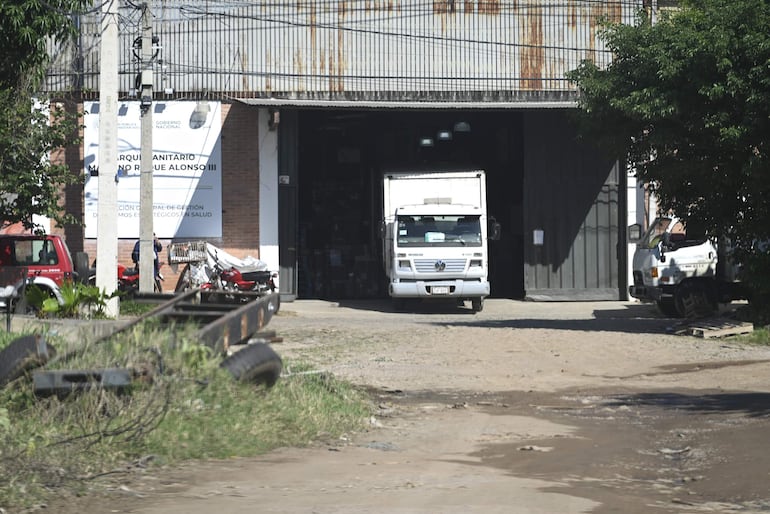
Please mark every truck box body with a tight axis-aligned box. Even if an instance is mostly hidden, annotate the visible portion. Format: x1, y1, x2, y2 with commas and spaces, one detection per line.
382, 170, 492, 310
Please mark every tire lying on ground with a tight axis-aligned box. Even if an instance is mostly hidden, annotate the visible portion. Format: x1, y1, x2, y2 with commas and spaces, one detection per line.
220, 342, 282, 387
0, 335, 56, 387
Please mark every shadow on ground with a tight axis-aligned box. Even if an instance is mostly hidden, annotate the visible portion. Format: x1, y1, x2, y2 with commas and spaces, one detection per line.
310, 299, 749, 336
603, 390, 770, 417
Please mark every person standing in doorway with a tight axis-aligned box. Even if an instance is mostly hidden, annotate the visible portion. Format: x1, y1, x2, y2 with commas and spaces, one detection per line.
132, 233, 163, 278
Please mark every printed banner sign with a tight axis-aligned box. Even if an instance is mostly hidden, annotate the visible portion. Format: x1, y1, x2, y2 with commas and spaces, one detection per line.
83, 101, 222, 238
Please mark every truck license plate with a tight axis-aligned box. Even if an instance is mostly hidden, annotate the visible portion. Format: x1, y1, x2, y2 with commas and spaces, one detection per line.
432, 286, 449, 295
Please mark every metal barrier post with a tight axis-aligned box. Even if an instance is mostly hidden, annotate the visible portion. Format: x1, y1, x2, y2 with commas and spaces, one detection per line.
0, 267, 29, 332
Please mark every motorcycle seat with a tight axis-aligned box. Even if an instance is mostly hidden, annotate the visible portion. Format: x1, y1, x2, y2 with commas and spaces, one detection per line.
241, 270, 272, 282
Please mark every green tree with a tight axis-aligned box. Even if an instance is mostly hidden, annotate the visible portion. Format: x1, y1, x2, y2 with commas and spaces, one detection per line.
567, 0, 770, 305
0, 1, 86, 233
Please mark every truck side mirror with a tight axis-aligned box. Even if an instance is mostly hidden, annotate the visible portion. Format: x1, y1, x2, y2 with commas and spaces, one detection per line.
488, 220, 501, 241
659, 233, 668, 262
628, 223, 642, 242
662, 232, 677, 250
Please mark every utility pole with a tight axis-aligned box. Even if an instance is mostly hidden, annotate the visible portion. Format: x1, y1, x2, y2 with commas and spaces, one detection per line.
139, 2, 155, 292
96, 0, 119, 317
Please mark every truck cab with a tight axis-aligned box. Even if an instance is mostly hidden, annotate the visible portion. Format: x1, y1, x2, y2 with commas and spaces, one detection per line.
0, 234, 77, 310
382, 169, 498, 312
629, 217, 746, 317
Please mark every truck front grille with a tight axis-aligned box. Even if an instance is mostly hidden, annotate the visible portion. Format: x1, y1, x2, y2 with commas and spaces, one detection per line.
413, 259, 467, 273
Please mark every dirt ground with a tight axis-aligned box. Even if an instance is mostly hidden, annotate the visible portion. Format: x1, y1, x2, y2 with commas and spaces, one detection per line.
46, 299, 770, 514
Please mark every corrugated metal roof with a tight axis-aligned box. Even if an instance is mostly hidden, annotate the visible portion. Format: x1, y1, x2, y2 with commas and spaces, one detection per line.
45, 0, 639, 104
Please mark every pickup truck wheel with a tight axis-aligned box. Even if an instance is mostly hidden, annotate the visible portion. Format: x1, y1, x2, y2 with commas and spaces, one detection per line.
656, 298, 680, 317
0, 335, 56, 387
471, 298, 484, 313
220, 342, 282, 387
675, 284, 716, 319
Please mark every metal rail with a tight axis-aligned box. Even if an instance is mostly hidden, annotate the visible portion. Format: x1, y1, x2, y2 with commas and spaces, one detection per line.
96, 289, 281, 354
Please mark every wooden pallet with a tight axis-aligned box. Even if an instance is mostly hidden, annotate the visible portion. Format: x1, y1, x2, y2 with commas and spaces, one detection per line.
684, 318, 754, 339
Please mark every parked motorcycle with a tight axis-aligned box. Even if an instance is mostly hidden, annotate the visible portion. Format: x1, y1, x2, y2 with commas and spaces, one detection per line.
170, 242, 276, 301
200, 260, 276, 296
117, 263, 164, 295
88, 261, 164, 295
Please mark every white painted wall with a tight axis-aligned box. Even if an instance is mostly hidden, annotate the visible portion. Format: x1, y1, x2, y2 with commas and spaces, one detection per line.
627, 170, 642, 300
627, 167, 658, 300
258, 108, 279, 274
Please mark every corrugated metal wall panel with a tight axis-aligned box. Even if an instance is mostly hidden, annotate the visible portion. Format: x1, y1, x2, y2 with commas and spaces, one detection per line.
45, 0, 640, 102
278, 109, 299, 300
522, 110, 620, 300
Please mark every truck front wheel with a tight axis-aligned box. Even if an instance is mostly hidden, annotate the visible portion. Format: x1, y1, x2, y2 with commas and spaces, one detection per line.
471, 298, 484, 313
674, 283, 717, 319
656, 298, 679, 317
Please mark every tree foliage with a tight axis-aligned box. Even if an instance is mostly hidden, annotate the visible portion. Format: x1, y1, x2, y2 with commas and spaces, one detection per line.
567, 0, 770, 241
567, 0, 770, 305
0, 1, 87, 233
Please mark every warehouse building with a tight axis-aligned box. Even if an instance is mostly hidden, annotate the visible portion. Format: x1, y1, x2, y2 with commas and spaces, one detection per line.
44, 0, 649, 301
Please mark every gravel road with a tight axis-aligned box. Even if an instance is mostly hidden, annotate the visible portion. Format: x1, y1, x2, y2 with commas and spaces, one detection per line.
49, 299, 770, 514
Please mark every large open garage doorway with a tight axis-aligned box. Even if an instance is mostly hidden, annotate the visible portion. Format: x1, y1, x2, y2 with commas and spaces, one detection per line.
295, 109, 526, 300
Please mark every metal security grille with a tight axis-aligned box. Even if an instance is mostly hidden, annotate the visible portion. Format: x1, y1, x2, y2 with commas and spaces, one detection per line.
44, 0, 640, 103
414, 259, 467, 273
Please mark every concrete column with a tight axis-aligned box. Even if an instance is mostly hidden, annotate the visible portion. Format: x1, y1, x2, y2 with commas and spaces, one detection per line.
258, 108, 279, 273
95, 0, 120, 317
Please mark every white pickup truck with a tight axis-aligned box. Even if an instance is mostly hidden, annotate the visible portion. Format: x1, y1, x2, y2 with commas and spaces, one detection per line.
629, 216, 750, 317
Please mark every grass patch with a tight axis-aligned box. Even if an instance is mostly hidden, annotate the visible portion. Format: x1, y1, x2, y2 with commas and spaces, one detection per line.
0, 323, 371, 510
736, 326, 770, 346
118, 299, 159, 317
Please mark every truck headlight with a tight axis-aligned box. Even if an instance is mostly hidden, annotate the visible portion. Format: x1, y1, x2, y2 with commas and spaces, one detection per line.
469, 259, 482, 268
398, 260, 411, 270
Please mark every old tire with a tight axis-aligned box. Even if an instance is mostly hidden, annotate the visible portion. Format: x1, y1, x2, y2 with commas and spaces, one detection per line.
656, 298, 680, 318
220, 342, 282, 387
471, 298, 484, 313
674, 283, 717, 319
0, 335, 56, 387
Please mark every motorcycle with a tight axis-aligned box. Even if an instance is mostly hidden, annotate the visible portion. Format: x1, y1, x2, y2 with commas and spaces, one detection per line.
201, 260, 276, 296
88, 261, 164, 295
171, 242, 277, 301
118, 263, 164, 295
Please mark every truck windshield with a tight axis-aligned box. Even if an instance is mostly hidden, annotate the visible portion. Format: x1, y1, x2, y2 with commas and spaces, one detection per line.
396, 215, 482, 247
640, 218, 673, 249
640, 217, 691, 249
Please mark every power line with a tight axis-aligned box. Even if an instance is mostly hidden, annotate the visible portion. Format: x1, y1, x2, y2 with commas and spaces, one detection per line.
47, 0, 639, 93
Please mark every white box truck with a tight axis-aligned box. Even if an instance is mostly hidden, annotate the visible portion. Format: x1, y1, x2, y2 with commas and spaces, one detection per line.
382, 169, 499, 312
